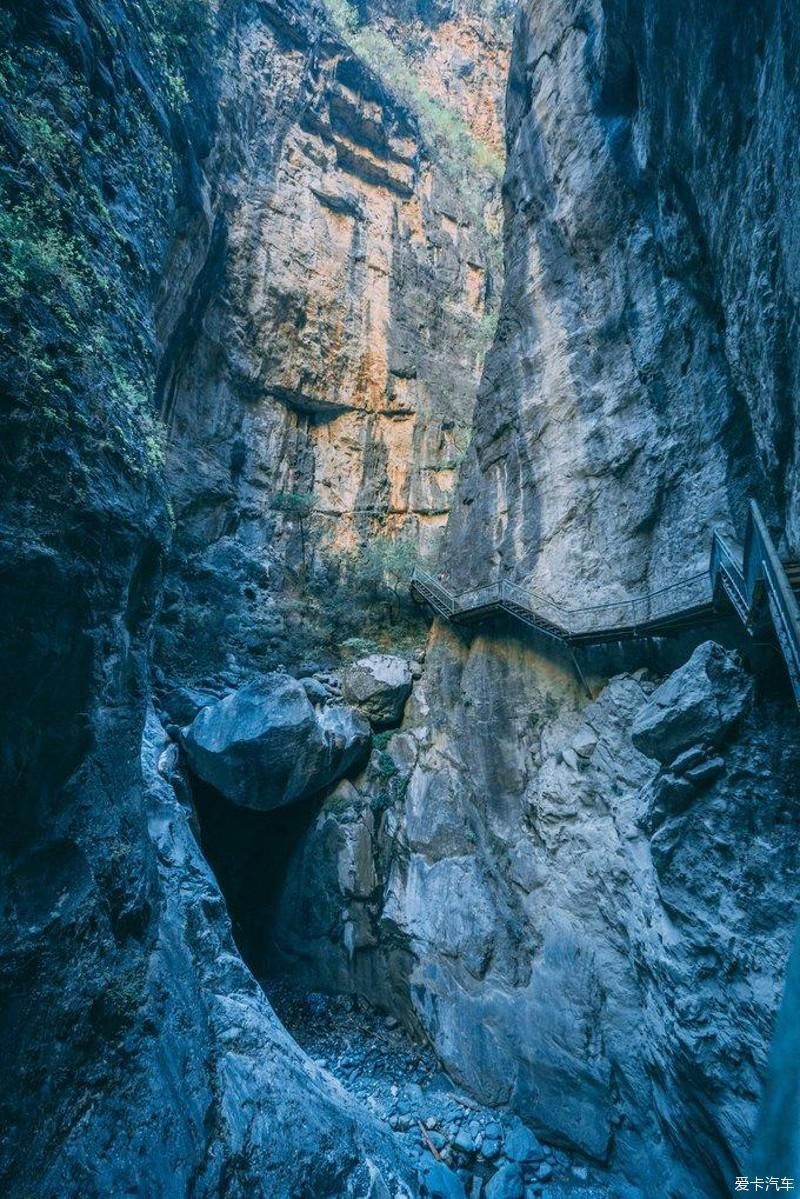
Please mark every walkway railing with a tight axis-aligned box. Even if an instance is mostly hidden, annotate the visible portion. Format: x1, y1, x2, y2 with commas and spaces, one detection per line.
712, 501, 800, 701
412, 499, 800, 704
411, 568, 713, 642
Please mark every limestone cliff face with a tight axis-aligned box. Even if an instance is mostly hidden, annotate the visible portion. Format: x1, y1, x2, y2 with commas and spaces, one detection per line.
0, 2, 414, 1193
5, 1, 800, 1196
275, 630, 800, 1198
446, 0, 800, 602
268, 4, 800, 1197
362, 0, 512, 159
381, 0, 800, 1189
156, 0, 511, 679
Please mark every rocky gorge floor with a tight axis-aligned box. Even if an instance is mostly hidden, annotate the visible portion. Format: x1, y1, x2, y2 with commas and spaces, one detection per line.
266, 981, 617, 1199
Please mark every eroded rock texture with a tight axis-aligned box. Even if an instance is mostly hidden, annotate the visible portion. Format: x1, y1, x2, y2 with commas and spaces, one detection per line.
274, 632, 800, 1197
156, 0, 512, 680
446, 0, 800, 601
5, 0, 800, 1196
267, 3, 800, 1197
0, 1, 414, 1194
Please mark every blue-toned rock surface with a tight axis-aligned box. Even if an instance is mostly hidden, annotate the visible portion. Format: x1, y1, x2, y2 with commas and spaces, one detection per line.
182, 675, 371, 810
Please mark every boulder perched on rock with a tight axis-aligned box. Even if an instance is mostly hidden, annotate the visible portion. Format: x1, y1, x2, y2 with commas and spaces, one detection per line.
158, 684, 219, 728
630, 642, 750, 766
342, 654, 413, 728
182, 675, 370, 810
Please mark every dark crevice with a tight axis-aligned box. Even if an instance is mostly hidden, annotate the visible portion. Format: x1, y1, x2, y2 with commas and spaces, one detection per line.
190, 775, 325, 977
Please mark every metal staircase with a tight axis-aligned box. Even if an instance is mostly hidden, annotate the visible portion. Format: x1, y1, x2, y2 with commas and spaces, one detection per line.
711, 501, 800, 702
411, 500, 800, 705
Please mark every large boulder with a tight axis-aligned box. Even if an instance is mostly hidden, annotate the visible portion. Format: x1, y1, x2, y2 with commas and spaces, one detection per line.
630, 642, 751, 766
341, 655, 413, 728
418, 1157, 467, 1199
485, 1163, 524, 1199
182, 675, 370, 810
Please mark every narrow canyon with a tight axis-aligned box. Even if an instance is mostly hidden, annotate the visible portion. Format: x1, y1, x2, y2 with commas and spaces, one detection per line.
1, 1, 799, 1198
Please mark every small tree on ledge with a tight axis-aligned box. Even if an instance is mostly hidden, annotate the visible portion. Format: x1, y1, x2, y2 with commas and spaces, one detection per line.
351, 536, 421, 623
269, 491, 316, 574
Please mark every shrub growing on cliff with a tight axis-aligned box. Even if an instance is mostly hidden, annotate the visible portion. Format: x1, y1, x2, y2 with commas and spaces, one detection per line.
270, 491, 316, 573
297, 534, 429, 661
350, 536, 420, 620
321, 0, 504, 217
0, 1, 197, 482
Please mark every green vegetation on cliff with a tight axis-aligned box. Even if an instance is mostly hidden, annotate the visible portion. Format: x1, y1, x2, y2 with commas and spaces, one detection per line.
323, 0, 504, 183
0, 1, 213, 485
321, 0, 505, 296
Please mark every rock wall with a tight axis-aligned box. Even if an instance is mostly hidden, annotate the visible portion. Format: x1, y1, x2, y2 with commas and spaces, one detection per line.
5, 0, 800, 1196
267, 3, 800, 1197
0, 1, 413, 1193
446, 0, 800, 601
274, 630, 800, 1197
156, 0, 512, 681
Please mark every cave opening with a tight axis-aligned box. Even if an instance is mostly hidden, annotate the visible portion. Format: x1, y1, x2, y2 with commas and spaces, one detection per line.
190, 775, 324, 981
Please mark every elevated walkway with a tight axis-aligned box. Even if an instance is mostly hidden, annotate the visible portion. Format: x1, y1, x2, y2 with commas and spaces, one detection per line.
411, 500, 800, 705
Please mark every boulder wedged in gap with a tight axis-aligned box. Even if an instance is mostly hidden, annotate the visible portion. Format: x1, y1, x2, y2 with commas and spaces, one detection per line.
182, 674, 370, 811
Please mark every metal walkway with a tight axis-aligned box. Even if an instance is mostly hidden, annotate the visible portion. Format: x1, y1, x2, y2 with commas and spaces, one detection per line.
411, 500, 800, 705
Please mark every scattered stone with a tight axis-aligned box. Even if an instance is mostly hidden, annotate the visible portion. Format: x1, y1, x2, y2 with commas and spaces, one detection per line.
454, 1126, 477, 1155
419, 1157, 468, 1199
267, 982, 607, 1196
299, 676, 329, 705
504, 1123, 544, 1164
